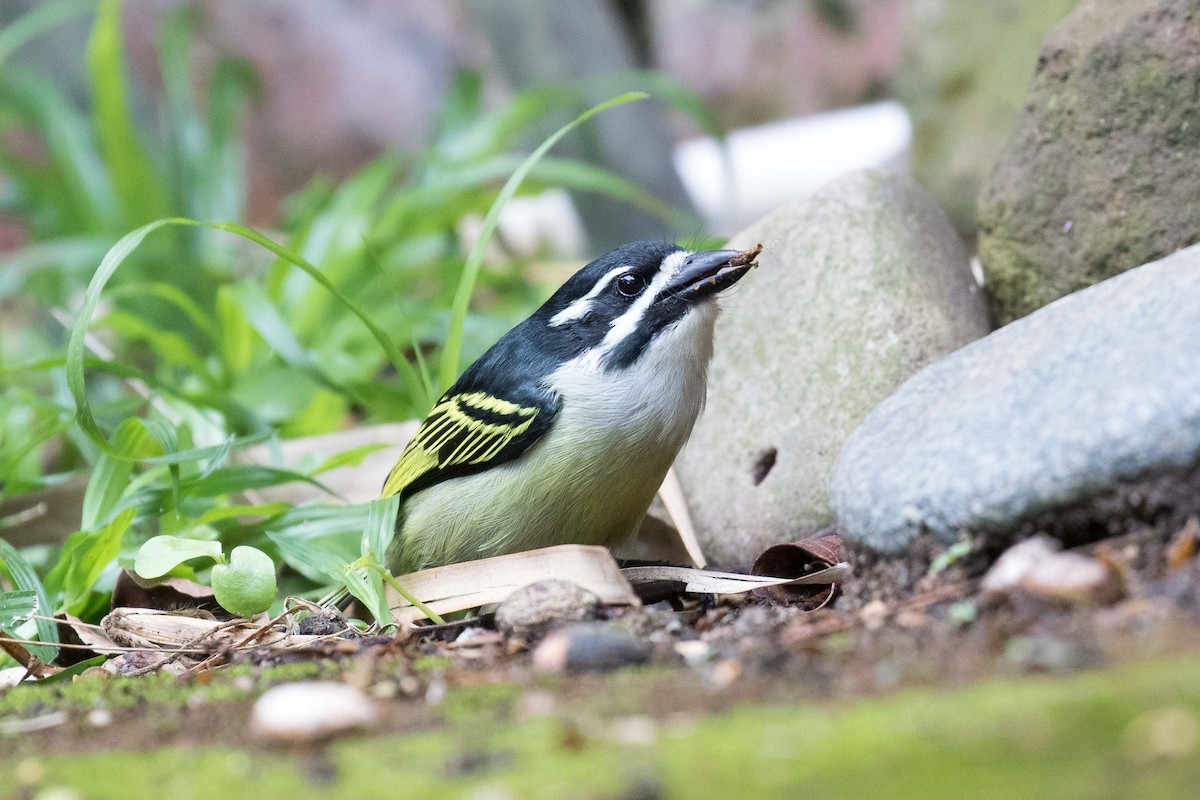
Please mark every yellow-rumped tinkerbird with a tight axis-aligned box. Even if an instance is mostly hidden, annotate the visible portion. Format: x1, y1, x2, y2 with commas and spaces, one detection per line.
382, 241, 758, 573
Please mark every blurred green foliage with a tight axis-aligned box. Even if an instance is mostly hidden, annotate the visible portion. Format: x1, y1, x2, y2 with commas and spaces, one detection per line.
0, 0, 703, 656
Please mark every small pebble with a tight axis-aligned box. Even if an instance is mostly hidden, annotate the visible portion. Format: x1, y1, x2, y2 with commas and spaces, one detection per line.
494, 580, 602, 642
251, 682, 378, 743
85, 709, 112, 728
859, 599, 889, 630
673, 640, 713, 666
297, 610, 345, 636
981, 536, 1060, 597
532, 623, 650, 673
1021, 551, 1125, 606
607, 715, 657, 746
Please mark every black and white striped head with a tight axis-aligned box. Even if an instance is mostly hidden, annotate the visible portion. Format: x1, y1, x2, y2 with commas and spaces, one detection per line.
534, 241, 752, 370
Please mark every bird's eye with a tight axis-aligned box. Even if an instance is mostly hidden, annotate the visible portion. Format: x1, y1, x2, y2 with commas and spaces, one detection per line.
616, 273, 645, 297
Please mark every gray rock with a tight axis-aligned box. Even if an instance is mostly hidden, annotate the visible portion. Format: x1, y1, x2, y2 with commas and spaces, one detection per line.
978, 0, 1200, 324
896, 0, 1077, 233
493, 580, 602, 642
675, 170, 990, 566
831, 243, 1200, 552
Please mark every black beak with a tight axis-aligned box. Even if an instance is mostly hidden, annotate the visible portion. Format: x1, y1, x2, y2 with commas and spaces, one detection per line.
657, 249, 753, 302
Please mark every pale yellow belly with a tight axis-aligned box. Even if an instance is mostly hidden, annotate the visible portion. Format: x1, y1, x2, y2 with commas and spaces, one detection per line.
389, 415, 684, 573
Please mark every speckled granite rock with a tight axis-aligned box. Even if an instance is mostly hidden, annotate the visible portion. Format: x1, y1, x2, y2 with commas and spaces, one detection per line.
977, 0, 1200, 324
675, 170, 990, 566
832, 242, 1200, 553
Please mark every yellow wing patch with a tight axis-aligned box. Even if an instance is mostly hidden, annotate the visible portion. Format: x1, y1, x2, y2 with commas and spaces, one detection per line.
381, 391, 541, 499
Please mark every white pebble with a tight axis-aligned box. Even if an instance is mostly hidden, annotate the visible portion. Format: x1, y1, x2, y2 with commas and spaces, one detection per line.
251, 682, 378, 743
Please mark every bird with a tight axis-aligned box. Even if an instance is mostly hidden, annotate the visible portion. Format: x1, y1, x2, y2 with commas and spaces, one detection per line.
381, 240, 759, 574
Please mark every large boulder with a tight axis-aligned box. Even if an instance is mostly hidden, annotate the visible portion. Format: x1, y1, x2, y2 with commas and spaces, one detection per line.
977, 0, 1200, 324
832, 242, 1200, 553
896, 0, 1078, 233
675, 170, 990, 566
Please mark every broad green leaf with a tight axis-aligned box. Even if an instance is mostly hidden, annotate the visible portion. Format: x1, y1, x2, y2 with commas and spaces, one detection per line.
0, 539, 57, 659
133, 535, 222, 580
210, 545, 276, 618
44, 506, 136, 614
439, 92, 647, 390
0, 590, 37, 628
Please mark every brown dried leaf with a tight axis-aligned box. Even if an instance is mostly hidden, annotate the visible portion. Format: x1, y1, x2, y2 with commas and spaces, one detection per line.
111, 570, 222, 614
750, 528, 846, 610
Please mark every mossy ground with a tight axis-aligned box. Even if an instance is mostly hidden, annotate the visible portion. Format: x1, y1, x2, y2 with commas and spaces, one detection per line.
3, 654, 1199, 800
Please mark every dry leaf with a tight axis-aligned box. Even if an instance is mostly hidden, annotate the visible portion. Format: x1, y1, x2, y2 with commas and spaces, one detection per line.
386, 545, 640, 627
750, 529, 847, 610
111, 570, 222, 614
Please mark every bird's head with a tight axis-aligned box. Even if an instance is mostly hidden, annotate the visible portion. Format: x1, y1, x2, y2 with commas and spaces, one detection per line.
533, 240, 755, 371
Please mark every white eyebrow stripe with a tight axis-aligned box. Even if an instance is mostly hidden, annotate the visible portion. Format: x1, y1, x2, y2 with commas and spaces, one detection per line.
548, 265, 629, 327
600, 249, 689, 353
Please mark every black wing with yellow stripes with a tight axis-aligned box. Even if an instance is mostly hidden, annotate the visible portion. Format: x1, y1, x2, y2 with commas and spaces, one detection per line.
381, 389, 558, 500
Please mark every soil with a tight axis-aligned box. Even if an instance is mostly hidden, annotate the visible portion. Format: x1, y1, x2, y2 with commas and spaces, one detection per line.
3, 515, 1200, 798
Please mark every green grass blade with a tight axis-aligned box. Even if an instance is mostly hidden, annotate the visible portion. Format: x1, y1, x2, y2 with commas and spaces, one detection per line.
69, 217, 425, 453
362, 494, 399, 563
86, 0, 169, 224
437, 92, 647, 390
0, 538, 57, 659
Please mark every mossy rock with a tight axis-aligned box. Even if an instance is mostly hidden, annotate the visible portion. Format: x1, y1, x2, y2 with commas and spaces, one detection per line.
896, 0, 1078, 233
977, 0, 1200, 324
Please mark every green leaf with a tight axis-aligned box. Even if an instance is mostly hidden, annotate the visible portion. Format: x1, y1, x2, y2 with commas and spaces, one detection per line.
182, 464, 337, 499
268, 531, 386, 625
86, 0, 168, 224
0, 538, 58, 659
44, 507, 136, 615
0, 590, 38, 628
229, 279, 350, 397
80, 418, 156, 531
133, 535, 223, 580
210, 545, 277, 618
37, 655, 108, 683
216, 284, 255, 378
195, 502, 290, 526
69, 218, 427, 454
438, 92, 648, 390
311, 443, 391, 476
362, 495, 399, 564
